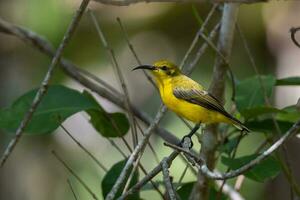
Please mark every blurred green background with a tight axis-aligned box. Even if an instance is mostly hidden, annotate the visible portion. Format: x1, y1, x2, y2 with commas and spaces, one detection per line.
0, 0, 300, 199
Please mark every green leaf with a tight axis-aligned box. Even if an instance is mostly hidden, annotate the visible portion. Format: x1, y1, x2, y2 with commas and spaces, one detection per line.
245, 119, 293, 133
276, 105, 300, 123
222, 154, 281, 182
236, 75, 276, 112
241, 106, 285, 120
177, 182, 227, 200
102, 159, 139, 200
208, 187, 227, 200
177, 182, 194, 199
218, 136, 240, 156
0, 85, 98, 134
276, 76, 300, 86
83, 91, 129, 138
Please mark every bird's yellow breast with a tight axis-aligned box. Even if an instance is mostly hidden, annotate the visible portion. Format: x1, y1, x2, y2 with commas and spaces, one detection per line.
157, 77, 229, 124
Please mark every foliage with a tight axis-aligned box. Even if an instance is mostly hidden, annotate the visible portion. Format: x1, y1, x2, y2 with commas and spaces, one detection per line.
83, 91, 130, 138
222, 154, 281, 182
0, 85, 130, 137
102, 159, 140, 200
177, 182, 227, 200
0, 85, 98, 134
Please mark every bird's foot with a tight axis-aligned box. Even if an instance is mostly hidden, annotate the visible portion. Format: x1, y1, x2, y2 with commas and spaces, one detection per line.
178, 123, 201, 149
180, 135, 193, 149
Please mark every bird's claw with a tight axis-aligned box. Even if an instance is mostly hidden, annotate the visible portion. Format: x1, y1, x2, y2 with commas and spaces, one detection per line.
180, 135, 193, 149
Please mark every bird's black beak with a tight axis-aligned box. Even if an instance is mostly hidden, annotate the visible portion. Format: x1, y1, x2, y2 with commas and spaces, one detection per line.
132, 65, 156, 71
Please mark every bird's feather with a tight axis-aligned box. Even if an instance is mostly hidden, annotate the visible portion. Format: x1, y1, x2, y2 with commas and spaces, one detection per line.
173, 87, 232, 119
172, 76, 249, 132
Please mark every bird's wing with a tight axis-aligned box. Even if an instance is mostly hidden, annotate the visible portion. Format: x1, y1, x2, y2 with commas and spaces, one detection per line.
172, 80, 232, 119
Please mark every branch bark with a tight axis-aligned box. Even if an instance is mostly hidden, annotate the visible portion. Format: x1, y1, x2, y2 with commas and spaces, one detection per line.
166, 119, 300, 180
162, 158, 177, 200
193, 3, 240, 200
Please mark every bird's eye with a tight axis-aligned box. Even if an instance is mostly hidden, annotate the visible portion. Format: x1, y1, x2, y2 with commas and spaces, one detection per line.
161, 66, 168, 71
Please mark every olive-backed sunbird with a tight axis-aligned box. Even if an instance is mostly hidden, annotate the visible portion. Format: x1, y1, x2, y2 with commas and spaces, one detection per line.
133, 60, 249, 133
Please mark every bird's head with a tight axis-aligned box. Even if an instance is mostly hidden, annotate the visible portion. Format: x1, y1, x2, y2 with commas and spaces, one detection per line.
133, 60, 181, 79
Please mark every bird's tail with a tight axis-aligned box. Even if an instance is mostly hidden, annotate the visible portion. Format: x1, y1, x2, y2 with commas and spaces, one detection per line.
229, 117, 250, 133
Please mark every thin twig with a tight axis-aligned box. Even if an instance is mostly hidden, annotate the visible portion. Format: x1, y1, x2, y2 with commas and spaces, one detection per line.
164, 142, 202, 164
108, 126, 165, 198
138, 164, 165, 198
116, 17, 156, 87
176, 164, 189, 190
290, 27, 300, 48
122, 154, 142, 195
118, 129, 193, 200
119, 151, 180, 200
170, 120, 300, 180
76, 67, 120, 95
67, 179, 79, 200
180, 4, 219, 69
162, 158, 177, 200
89, 10, 138, 148
52, 150, 99, 200
184, 21, 221, 75
136, 122, 160, 164
234, 137, 270, 190
108, 139, 128, 159
164, 141, 245, 200
105, 104, 167, 200
61, 125, 108, 172
0, 0, 91, 167
199, 31, 236, 101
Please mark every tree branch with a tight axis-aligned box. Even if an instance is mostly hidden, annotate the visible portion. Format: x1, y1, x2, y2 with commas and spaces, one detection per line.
93, 0, 267, 6
190, 120, 300, 180
105, 105, 167, 200
164, 120, 300, 180
162, 158, 177, 200
194, 3, 240, 199
0, 0, 91, 167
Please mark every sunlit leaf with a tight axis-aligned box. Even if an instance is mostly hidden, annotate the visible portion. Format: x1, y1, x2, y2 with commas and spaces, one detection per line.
0, 85, 98, 134
276, 105, 300, 123
222, 154, 281, 182
276, 76, 300, 86
102, 159, 139, 200
236, 75, 276, 112
83, 91, 129, 138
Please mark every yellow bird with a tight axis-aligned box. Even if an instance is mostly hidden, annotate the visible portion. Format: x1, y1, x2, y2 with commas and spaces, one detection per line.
133, 60, 249, 138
